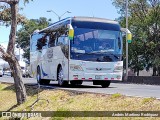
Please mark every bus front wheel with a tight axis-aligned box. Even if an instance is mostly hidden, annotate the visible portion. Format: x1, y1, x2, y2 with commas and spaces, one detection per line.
57, 66, 68, 86
101, 81, 111, 88
93, 80, 111, 88
37, 67, 43, 85
37, 67, 50, 85
70, 80, 83, 85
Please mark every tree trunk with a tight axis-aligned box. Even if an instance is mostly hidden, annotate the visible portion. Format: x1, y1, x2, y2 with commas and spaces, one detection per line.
2, 0, 27, 105
137, 69, 139, 76
8, 56, 27, 104
157, 66, 160, 76
153, 66, 157, 76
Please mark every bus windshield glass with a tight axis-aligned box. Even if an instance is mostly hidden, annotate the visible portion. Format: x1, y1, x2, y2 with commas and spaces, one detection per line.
70, 28, 122, 62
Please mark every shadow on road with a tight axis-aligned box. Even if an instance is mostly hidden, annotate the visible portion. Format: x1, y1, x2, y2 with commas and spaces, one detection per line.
51, 83, 101, 88
41, 83, 116, 89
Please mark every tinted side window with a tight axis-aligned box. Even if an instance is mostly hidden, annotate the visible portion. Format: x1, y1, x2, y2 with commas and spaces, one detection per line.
57, 26, 68, 46
57, 36, 64, 46
48, 32, 57, 47
57, 35, 69, 45
36, 33, 49, 50
30, 34, 38, 52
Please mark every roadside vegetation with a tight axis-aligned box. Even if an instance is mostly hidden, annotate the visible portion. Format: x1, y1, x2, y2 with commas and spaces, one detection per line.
112, 0, 160, 76
0, 83, 160, 120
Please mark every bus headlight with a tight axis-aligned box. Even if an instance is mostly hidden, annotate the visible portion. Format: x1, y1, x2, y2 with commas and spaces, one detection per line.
70, 64, 83, 71
114, 66, 123, 72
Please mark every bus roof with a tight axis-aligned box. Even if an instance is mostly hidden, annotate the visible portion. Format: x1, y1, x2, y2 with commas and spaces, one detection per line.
72, 16, 119, 25
36, 17, 71, 34
33, 16, 119, 34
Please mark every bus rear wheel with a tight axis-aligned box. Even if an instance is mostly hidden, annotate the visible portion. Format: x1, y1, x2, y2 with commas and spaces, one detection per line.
57, 66, 68, 86
43, 80, 50, 85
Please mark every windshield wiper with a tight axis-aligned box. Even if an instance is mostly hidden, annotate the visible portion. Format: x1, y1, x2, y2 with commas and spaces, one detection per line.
110, 53, 119, 59
91, 49, 114, 53
84, 52, 97, 55
73, 52, 119, 58
90, 51, 112, 54
90, 51, 119, 59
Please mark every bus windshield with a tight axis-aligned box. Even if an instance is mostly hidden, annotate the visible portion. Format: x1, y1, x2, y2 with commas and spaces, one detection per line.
70, 28, 122, 62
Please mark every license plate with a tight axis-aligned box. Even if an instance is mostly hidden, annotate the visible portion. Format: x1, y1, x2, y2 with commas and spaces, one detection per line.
95, 75, 102, 79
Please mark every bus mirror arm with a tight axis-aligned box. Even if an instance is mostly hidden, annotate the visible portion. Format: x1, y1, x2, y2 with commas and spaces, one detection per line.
121, 28, 131, 34
121, 28, 132, 43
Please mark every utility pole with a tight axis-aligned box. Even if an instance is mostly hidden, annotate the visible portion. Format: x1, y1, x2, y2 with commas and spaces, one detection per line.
125, 0, 129, 80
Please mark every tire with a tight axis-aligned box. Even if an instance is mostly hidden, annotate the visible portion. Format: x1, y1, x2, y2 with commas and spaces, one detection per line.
37, 67, 50, 85
57, 66, 68, 86
0, 75, 2, 77
37, 67, 43, 85
43, 80, 50, 85
101, 81, 111, 88
70, 80, 83, 85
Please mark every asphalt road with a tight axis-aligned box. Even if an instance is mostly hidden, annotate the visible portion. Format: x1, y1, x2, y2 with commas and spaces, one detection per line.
0, 75, 160, 99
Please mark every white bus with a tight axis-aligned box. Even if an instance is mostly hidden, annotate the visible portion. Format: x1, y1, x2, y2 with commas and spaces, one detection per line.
30, 17, 131, 87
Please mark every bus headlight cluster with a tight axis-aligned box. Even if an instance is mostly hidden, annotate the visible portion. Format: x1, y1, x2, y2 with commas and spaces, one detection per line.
70, 64, 84, 71
114, 66, 123, 72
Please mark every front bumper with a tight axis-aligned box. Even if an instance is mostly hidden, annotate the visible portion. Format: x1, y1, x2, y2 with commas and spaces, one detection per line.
69, 72, 122, 81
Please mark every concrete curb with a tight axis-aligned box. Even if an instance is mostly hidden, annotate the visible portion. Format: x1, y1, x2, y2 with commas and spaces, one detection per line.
126, 76, 160, 85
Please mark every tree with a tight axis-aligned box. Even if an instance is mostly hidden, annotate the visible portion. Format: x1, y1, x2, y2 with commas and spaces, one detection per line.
112, 0, 160, 76
16, 17, 51, 61
0, 0, 32, 105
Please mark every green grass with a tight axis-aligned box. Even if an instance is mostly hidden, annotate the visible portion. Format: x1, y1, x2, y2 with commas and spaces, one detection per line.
142, 97, 156, 104
0, 83, 160, 120
111, 93, 122, 99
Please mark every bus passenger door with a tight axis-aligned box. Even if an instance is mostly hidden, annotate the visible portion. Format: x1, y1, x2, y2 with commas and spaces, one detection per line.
39, 34, 50, 79
46, 47, 55, 79
47, 33, 57, 80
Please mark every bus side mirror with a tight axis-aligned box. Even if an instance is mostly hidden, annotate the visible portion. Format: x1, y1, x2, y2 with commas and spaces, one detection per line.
68, 24, 74, 40
127, 33, 132, 43
121, 28, 132, 43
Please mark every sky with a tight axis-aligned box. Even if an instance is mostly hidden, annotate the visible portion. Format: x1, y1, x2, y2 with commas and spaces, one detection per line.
0, 0, 120, 48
